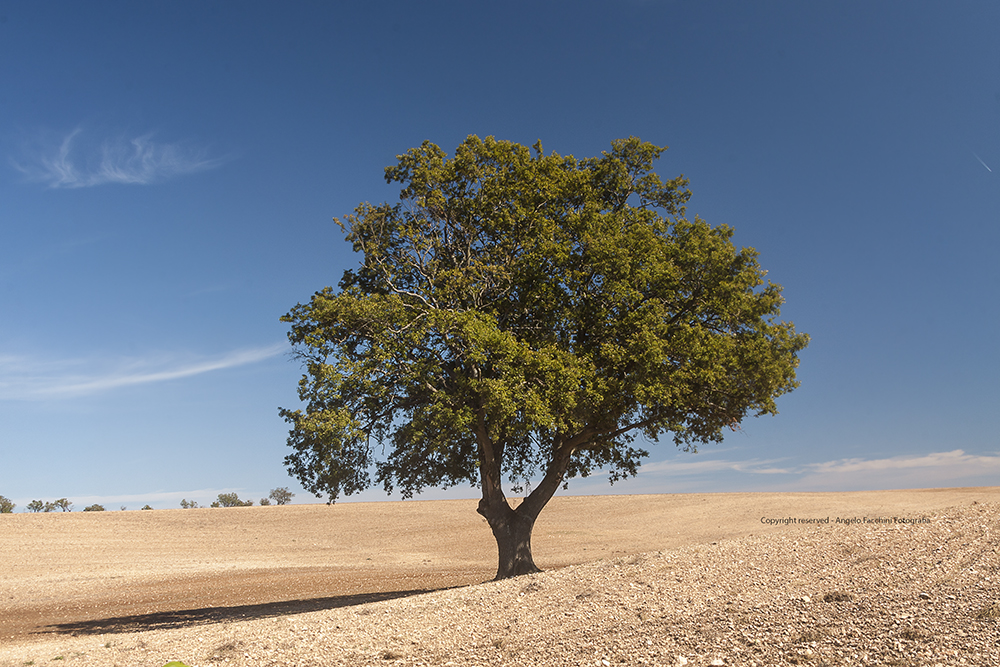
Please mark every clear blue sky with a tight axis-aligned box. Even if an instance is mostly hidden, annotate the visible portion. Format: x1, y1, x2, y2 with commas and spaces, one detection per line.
2, 2, 998, 510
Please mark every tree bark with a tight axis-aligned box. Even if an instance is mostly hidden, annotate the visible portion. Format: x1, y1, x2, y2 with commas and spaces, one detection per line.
475, 409, 583, 579
477, 498, 540, 579
474, 407, 537, 579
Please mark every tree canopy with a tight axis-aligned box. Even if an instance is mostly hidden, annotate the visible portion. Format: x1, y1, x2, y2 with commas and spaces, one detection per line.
281, 135, 808, 577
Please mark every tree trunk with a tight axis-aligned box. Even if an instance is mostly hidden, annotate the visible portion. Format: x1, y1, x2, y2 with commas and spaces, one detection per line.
477, 498, 540, 579
473, 407, 586, 579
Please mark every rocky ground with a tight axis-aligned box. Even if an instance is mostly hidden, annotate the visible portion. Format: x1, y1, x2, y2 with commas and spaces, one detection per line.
2, 490, 998, 666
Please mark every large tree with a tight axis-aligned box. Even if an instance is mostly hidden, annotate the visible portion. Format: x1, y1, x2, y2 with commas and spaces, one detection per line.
281, 136, 808, 579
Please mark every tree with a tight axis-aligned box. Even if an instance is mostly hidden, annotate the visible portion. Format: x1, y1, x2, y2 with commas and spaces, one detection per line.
281, 135, 808, 579
27, 500, 44, 513
0, 495, 14, 513
268, 487, 294, 505
141, 505, 154, 510
180, 499, 200, 509
211, 492, 253, 508
50, 498, 72, 512
83, 504, 106, 512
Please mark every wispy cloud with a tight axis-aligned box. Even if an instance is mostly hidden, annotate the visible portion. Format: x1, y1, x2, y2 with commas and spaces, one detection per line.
12, 127, 225, 188
637, 456, 793, 476
789, 449, 1000, 490
569, 448, 1000, 494
0, 344, 285, 400
973, 151, 993, 173
803, 449, 1000, 475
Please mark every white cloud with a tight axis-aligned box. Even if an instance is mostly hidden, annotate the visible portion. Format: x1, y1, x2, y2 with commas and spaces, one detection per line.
0, 344, 285, 400
565, 448, 1000, 494
790, 449, 1000, 491
637, 456, 793, 476
804, 449, 1000, 474
12, 127, 225, 188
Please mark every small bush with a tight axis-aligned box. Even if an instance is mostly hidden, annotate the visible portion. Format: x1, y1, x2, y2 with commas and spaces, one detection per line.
83, 504, 106, 512
259, 497, 271, 505
27, 500, 45, 512
179, 499, 200, 509
0, 495, 14, 513
141, 504, 154, 510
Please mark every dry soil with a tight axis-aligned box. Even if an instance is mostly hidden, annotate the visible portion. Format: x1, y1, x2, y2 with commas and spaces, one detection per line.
1, 488, 998, 666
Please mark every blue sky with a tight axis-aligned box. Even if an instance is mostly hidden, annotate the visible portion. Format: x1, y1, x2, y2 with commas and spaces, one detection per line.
1, 2, 998, 510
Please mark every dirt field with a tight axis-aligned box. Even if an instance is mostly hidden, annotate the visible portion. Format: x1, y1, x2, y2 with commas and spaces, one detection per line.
2, 488, 999, 666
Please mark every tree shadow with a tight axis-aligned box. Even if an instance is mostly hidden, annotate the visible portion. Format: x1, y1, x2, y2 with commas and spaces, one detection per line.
39, 588, 440, 636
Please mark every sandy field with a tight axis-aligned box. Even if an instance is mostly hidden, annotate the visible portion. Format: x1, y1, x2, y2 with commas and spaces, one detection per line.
1, 487, 998, 666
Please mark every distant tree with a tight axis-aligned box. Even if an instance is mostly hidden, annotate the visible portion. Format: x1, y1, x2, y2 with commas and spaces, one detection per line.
180, 499, 200, 509
259, 497, 271, 505
212, 492, 253, 508
120, 506, 127, 511
268, 487, 294, 505
83, 504, 106, 512
27, 500, 44, 513
43, 499, 73, 512
0, 495, 14, 513
281, 136, 808, 578
141, 504, 154, 510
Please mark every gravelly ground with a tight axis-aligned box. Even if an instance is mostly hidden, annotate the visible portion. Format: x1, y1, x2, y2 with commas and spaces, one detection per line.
1, 489, 998, 666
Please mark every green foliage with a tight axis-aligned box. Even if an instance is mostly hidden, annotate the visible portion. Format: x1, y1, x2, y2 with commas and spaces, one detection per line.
281, 136, 807, 509
0, 495, 14, 513
83, 504, 106, 512
179, 499, 200, 509
163, 662, 192, 667
141, 504, 153, 510
56, 499, 72, 512
29, 498, 73, 512
268, 486, 294, 505
259, 497, 271, 505
212, 492, 253, 507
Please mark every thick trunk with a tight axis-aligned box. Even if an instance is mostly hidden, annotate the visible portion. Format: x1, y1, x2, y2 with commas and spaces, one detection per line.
475, 436, 579, 579
474, 406, 589, 579
477, 499, 540, 579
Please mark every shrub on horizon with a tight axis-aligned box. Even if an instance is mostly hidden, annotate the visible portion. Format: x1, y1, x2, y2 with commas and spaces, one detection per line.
0, 495, 14, 513
83, 504, 106, 512
141, 505, 154, 510
212, 492, 253, 507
